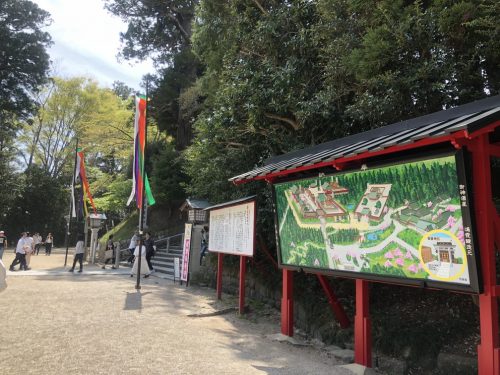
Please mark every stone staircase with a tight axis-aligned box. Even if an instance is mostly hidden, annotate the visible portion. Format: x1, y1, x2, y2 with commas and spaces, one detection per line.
150, 233, 184, 280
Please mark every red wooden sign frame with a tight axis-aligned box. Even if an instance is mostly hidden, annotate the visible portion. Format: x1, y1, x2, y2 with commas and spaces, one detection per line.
262, 124, 499, 373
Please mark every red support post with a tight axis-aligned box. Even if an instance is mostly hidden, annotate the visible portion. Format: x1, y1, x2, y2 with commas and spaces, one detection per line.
354, 279, 372, 367
493, 209, 500, 251
471, 134, 500, 375
239, 256, 246, 314
281, 269, 294, 336
316, 275, 350, 328
216, 253, 224, 300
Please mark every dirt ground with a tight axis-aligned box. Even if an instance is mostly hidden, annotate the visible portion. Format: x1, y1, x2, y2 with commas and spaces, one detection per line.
0, 251, 358, 375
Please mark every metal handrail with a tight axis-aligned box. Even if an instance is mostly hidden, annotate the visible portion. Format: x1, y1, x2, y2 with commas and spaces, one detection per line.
155, 233, 183, 253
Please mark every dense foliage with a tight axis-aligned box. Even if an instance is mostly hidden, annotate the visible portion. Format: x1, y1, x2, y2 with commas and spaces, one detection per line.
188, 0, 500, 208
0, 0, 51, 122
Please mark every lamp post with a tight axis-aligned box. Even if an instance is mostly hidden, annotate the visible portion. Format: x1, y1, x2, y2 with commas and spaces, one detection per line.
88, 213, 106, 264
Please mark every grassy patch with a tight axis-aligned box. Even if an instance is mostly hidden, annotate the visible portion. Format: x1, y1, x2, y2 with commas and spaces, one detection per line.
99, 212, 139, 245
397, 228, 422, 249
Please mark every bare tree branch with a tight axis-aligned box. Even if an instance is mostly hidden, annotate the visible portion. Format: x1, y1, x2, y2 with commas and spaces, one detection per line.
252, 0, 268, 15
264, 113, 301, 131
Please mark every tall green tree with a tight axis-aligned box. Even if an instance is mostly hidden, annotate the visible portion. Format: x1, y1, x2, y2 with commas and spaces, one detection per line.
104, 0, 196, 65
0, 0, 52, 229
186, 0, 500, 205
0, 115, 19, 228
0, 0, 51, 123
17, 77, 145, 179
104, 0, 201, 151
4, 166, 66, 243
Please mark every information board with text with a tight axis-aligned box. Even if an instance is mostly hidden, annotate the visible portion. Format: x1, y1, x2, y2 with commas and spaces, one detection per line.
209, 201, 255, 257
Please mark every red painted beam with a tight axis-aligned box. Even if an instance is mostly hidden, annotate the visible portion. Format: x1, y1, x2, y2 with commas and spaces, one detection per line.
239, 256, 246, 314
257, 233, 279, 269
281, 269, 294, 336
316, 274, 350, 328
471, 134, 500, 375
354, 279, 372, 367
469, 120, 500, 140
490, 144, 500, 158
217, 253, 224, 300
494, 286, 500, 298
493, 206, 500, 252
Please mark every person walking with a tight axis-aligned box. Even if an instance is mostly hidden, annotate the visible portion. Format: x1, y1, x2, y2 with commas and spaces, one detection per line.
144, 232, 156, 272
68, 235, 85, 273
9, 232, 29, 271
33, 233, 42, 255
199, 226, 209, 265
127, 231, 139, 264
45, 233, 53, 255
0, 230, 8, 260
102, 235, 116, 270
131, 241, 150, 278
25, 232, 34, 268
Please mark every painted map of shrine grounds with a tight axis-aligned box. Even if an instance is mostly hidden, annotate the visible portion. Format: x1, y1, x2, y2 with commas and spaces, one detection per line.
274, 154, 476, 288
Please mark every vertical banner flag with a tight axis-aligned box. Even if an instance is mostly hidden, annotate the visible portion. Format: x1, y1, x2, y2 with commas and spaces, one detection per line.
181, 223, 193, 282
71, 148, 97, 217
127, 94, 155, 208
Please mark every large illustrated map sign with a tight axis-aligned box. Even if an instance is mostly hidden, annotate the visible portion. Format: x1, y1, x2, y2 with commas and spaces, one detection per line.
273, 152, 481, 293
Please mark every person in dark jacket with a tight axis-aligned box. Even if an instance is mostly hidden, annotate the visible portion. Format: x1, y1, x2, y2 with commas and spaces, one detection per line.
144, 232, 156, 272
102, 234, 116, 269
199, 226, 209, 265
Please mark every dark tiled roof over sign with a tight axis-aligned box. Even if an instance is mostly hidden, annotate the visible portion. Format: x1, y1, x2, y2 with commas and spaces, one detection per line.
230, 95, 500, 184
204, 195, 256, 211
180, 198, 212, 211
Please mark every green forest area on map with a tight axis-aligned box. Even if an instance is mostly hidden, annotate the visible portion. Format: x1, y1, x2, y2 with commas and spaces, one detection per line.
275, 155, 468, 283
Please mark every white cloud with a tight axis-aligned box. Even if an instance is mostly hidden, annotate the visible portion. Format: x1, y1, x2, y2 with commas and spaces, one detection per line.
33, 0, 154, 90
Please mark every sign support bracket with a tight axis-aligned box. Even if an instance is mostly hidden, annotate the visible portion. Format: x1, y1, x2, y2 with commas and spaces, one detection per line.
316, 275, 350, 328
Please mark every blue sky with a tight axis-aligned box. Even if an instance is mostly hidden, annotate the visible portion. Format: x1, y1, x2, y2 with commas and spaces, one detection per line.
32, 0, 154, 90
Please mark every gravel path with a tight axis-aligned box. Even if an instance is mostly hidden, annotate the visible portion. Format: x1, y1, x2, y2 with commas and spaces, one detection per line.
0, 252, 352, 375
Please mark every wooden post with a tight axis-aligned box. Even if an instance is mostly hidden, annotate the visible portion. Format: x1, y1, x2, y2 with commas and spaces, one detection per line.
354, 279, 371, 367
471, 134, 500, 375
281, 269, 294, 336
217, 253, 224, 300
239, 256, 246, 314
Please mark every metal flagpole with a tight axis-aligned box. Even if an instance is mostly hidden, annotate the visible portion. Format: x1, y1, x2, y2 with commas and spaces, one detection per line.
64, 138, 79, 267
136, 78, 149, 290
